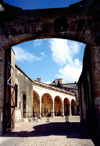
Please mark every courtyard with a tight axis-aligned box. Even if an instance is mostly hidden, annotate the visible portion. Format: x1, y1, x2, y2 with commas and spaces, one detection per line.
0, 116, 100, 146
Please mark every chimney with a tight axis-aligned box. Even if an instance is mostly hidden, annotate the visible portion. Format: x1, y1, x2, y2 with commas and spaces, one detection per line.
37, 78, 42, 82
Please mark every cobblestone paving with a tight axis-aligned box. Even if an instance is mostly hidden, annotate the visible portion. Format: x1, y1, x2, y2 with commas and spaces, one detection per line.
0, 116, 99, 146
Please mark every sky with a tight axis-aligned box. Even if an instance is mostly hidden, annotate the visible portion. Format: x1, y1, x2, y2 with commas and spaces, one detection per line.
4, 0, 86, 84
4, 0, 81, 9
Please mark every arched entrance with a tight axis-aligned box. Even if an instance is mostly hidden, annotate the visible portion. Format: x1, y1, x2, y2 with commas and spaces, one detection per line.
54, 96, 62, 116
64, 98, 70, 116
33, 90, 40, 118
1, 0, 100, 135
41, 93, 53, 117
71, 99, 75, 115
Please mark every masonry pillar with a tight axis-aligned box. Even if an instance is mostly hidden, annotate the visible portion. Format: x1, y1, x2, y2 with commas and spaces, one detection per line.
0, 48, 5, 136
39, 100, 42, 119
69, 104, 72, 116
62, 103, 64, 116
74, 105, 77, 115
90, 45, 100, 129
52, 101, 55, 117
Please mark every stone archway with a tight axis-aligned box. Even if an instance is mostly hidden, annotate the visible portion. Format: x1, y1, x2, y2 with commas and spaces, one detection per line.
0, 0, 100, 51
33, 90, 40, 118
64, 98, 70, 116
0, 0, 100, 135
54, 96, 62, 116
41, 93, 53, 117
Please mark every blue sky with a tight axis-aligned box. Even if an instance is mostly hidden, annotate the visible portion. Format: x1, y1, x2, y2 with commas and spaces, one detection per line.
4, 0, 86, 83
4, 0, 81, 9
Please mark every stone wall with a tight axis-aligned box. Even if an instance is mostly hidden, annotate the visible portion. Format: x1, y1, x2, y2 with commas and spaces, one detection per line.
77, 45, 99, 132
0, 48, 5, 135
90, 45, 100, 132
15, 64, 33, 122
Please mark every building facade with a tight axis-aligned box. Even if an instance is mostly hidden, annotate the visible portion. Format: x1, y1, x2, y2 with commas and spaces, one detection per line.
15, 64, 78, 123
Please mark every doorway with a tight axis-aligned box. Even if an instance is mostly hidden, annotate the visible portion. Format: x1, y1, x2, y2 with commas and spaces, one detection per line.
23, 94, 26, 118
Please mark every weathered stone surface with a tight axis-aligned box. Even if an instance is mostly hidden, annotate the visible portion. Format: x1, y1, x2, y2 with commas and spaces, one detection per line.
0, 48, 4, 136
94, 90, 100, 98
0, 99, 3, 108
1, 0, 100, 135
15, 65, 33, 121
93, 75, 100, 83
0, 1, 100, 49
0, 93, 4, 100
0, 110, 3, 136
93, 83, 100, 90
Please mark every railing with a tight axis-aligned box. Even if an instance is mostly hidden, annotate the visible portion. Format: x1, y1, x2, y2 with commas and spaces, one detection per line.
33, 112, 69, 122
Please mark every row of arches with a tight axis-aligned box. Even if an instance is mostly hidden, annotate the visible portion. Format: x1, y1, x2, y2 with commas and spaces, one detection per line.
33, 90, 79, 118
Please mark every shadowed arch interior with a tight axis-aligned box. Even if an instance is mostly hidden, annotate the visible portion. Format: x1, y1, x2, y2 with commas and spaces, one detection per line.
54, 96, 62, 116
64, 98, 70, 116
71, 99, 75, 115
41, 93, 53, 117
33, 90, 40, 117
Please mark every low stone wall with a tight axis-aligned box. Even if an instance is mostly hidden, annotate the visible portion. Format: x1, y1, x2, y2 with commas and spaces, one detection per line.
0, 48, 5, 135
15, 108, 22, 122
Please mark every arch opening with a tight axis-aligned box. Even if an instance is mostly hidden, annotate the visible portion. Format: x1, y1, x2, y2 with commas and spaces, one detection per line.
1, 0, 100, 136
33, 90, 40, 118
41, 93, 53, 117
54, 96, 62, 116
71, 99, 75, 115
13, 38, 85, 83
64, 98, 70, 116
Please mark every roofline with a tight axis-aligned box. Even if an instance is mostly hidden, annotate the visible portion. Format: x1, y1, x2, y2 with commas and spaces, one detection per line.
15, 64, 76, 96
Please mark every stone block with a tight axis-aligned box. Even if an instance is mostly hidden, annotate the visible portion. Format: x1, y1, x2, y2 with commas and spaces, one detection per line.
93, 75, 100, 83
0, 65, 4, 77
94, 90, 100, 98
90, 46, 100, 62
68, 20, 77, 31
95, 105, 100, 115
91, 62, 100, 75
0, 99, 3, 108
0, 121, 3, 136
0, 93, 4, 100
31, 23, 37, 32
94, 36, 100, 44
93, 82, 100, 90
94, 97, 100, 105
0, 77, 4, 86
0, 86, 3, 93
76, 19, 85, 31
0, 49, 4, 58
85, 19, 98, 30
23, 23, 30, 33
0, 109, 3, 135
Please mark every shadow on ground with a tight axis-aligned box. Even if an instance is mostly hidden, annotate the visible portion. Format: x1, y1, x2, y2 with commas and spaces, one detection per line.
2, 120, 100, 146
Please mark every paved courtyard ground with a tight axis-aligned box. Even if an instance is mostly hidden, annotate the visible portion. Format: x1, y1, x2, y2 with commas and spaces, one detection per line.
0, 116, 100, 146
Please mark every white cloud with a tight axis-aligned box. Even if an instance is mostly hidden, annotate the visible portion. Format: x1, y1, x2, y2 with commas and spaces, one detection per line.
74, 59, 81, 68
12, 46, 42, 62
33, 39, 43, 46
48, 38, 81, 66
40, 52, 45, 57
44, 81, 51, 84
48, 38, 84, 82
56, 64, 82, 83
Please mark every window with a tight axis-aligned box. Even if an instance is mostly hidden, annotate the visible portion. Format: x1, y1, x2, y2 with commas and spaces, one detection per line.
15, 84, 18, 107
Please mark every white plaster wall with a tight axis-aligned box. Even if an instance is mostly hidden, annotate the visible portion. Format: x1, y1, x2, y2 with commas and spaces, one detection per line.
33, 85, 76, 104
